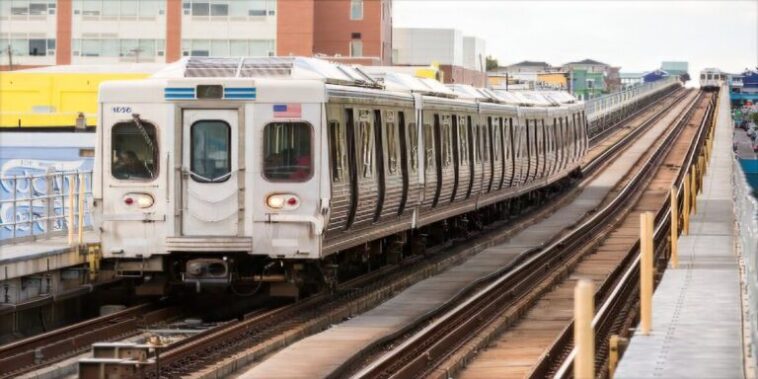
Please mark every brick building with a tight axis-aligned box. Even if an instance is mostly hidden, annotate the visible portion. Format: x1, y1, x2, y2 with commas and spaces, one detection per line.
0, 0, 392, 70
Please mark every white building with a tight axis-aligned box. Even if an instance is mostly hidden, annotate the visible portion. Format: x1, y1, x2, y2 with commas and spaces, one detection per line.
462, 35, 486, 72
392, 27, 485, 71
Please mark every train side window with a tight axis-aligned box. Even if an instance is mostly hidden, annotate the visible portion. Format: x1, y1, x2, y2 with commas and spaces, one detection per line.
442, 115, 453, 167
386, 111, 399, 174
481, 122, 489, 161
492, 118, 501, 161
111, 119, 159, 181
263, 122, 312, 182
406, 115, 418, 173
329, 121, 345, 182
458, 116, 468, 164
424, 122, 435, 170
357, 110, 374, 178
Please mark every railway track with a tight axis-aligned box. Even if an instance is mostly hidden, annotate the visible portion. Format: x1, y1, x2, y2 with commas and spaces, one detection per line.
345, 90, 713, 379
547, 90, 717, 379
0, 302, 181, 378
2, 88, 685, 379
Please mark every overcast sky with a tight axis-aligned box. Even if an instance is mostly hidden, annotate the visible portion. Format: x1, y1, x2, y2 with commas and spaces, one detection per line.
393, 0, 758, 78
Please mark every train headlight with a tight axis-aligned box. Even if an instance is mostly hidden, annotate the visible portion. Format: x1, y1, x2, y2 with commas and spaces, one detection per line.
124, 193, 154, 208
266, 194, 300, 210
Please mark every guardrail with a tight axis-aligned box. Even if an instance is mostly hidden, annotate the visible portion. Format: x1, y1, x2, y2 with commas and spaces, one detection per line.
586, 77, 680, 138
734, 159, 758, 372
0, 170, 92, 244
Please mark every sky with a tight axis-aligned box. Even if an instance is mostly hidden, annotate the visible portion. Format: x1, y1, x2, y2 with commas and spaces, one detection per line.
393, 0, 758, 79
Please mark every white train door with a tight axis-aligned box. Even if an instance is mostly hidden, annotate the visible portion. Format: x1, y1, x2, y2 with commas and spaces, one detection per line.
181, 109, 240, 236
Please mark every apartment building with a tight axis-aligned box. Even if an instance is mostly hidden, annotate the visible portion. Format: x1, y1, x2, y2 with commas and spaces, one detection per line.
0, 0, 391, 70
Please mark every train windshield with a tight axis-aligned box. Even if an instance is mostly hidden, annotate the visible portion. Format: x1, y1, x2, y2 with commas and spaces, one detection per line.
263, 122, 312, 182
111, 119, 159, 180
191, 120, 232, 182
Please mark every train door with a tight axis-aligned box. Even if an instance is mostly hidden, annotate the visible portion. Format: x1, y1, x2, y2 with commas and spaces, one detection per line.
181, 109, 240, 236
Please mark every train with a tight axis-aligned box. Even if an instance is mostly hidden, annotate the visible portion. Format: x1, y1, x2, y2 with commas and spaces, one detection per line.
700, 68, 726, 90
91, 57, 659, 296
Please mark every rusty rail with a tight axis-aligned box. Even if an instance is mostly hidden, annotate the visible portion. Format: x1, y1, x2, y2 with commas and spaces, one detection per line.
0, 302, 180, 378
348, 90, 708, 379
548, 91, 716, 379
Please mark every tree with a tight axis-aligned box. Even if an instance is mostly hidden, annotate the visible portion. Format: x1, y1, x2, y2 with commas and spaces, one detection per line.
486, 55, 499, 71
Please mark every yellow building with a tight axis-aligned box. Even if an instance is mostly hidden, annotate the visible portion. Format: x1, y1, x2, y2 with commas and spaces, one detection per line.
0, 65, 162, 129
536, 72, 568, 89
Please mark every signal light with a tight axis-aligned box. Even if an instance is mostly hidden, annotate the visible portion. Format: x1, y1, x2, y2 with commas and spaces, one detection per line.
266, 194, 300, 210
123, 193, 154, 208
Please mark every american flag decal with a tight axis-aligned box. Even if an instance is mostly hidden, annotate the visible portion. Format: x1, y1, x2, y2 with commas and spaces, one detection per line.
273, 104, 302, 118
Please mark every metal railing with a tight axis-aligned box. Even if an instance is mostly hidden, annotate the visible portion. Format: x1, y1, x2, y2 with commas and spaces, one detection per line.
586, 77, 679, 121
0, 170, 92, 245
734, 159, 758, 372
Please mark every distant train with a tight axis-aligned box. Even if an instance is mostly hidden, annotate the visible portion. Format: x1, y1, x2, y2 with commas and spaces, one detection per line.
91, 57, 672, 297
700, 68, 726, 90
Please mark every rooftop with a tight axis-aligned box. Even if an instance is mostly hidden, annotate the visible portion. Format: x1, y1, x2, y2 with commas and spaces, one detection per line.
564, 58, 609, 66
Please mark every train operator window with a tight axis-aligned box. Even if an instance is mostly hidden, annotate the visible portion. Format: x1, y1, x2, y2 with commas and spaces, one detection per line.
190, 120, 232, 183
263, 122, 312, 182
111, 120, 158, 181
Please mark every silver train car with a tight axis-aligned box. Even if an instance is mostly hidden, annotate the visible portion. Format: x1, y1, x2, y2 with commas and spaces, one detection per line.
92, 57, 589, 295
700, 68, 725, 90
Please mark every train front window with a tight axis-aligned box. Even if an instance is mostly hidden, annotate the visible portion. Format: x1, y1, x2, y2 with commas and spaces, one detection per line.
190, 120, 232, 183
263, 122, 312, 182
111, 119, 158, 181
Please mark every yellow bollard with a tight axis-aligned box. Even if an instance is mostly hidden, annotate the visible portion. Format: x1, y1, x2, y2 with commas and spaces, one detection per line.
608, 335, 628, 378
640, 212, 654, 335
77, 173, 85, 245
670, 188, 679, 268
683, 174, 690, 235
690, 165, 697, 214
68, 174, 75, 245
574, 278, 595, 379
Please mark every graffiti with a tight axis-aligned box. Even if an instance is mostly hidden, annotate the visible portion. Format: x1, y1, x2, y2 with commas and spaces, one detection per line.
0, 158, 92, 241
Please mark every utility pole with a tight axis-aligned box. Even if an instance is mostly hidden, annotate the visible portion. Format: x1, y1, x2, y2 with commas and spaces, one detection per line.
7, 44, 13, 71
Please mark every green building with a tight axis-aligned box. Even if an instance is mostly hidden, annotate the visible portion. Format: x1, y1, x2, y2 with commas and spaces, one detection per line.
569, 69, 605, 100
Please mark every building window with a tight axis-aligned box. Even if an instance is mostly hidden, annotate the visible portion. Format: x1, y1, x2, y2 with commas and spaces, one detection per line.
28, 39, 46, 56
183, 0, 273, 18
210, 3, 228, 16
350, 39, 362, 57
184, 39, 274, 57
73, 38, 162, 59
0, 38, 56, 57
75, 0, 163, 19
350, 0, 363, 20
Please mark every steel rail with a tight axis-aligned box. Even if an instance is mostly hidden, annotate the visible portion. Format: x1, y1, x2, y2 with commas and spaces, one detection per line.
349, 90, 705, 379
325, 86, 689, 379
582, 87, 688, 176
0, 302, 180, 378
548, 91, 716, 379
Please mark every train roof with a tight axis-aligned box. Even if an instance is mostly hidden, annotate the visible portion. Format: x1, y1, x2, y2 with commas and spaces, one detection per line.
152, 56, 383, 89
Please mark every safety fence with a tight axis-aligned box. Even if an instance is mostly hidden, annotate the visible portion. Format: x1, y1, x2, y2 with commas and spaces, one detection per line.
585, 77, 680, 139
734, 159, 758, 371
0, 170, 92, 244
